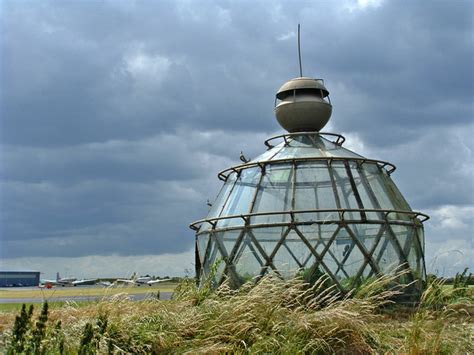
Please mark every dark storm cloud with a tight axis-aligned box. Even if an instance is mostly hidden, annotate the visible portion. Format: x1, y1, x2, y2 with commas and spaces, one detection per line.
2, 1, 471, 147
0, 133, 235, 183
1, 0, 283, 147
0, 129, 269, 258
0, 179, 204, 254
0, 0, 473, 268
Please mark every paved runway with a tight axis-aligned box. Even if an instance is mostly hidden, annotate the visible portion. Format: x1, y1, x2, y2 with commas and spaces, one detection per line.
0, 291, 173, 304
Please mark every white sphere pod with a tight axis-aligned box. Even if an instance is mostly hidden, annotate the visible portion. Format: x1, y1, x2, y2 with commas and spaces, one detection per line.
275, 77, 332, 132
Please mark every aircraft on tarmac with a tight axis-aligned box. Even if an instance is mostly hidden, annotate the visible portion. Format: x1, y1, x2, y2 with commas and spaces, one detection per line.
71, 278, 98, 286
41, 272, 76, 287
98, 281, 113, 287
41, 272, 97, 287
116, 273, 171, 286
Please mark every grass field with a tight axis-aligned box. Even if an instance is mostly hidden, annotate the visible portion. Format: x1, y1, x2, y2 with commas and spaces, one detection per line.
0, 282, 179, 313
1, 274, 472, 354
0, 301, 93, 313
0, 282, 178, 300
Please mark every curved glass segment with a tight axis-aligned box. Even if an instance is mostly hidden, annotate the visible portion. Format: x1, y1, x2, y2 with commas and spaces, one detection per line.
251, 134, 364, 163
193, 133, 427, 299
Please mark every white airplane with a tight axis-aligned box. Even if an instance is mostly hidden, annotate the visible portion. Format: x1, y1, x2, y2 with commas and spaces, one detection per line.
71, 278, 97, 286
41, 272, 96, 287
41, 272, 76, 287
116, 274, 171, 286
98, 281, 113, 287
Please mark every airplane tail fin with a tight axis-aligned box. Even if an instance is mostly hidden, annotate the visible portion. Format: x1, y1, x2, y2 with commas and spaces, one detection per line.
56, 272, 60, 281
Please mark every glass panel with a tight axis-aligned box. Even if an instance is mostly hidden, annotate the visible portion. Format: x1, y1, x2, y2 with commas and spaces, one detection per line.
201, 235, 225, 284
298, 224, 322, 246
332, 227, 352, 275
273, 135, 322, 160
350, 162, 383, 220
372, 231, 399, 274
295, 162, 337, 220
302, 222, 340, 284
417, 227, 425, 253
352, 224, 382, 253
272, 231, 302, 279
218, 230, 244, 260
197, 234, 210, 265
219, 167, 261, 227
331, 162, 360, 220
252, 227, 287, 280
362, 164, 411, 221
273, 146, 320, 160
390, 224, 411, 268
215, 258, 226, 284
360, 263, 373, 278
251, 164, 292, 224
406, 242, 420, 278
251, 142, 285, 162
414, 228, 426, 279
371, 230, 387, 270
288, 135, 315, 147
212, 234, 227, 284
379, 170, 411, 210
362, 163, 394, 210
337, 227, 366, 281
271, 134, 365, 160
198, 221, 216, 232
319, 136, 364, 158
233, 234, 264, 282
206, 172, 237, 220
338, 224, 382, 288
250, 226, 286, 259
284, 229, 313, 267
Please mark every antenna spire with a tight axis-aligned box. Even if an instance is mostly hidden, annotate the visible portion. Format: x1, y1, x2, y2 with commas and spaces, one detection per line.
298, 24, 303, 77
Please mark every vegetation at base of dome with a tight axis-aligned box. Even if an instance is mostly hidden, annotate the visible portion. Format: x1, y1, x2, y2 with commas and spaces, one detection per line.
173, 258, 224, 305
1, 270, 472, 354
235, 272, 255, 285
297, 266, 333, 287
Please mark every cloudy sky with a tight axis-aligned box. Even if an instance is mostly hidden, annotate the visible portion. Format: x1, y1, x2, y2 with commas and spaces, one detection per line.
1, 0, 472, 279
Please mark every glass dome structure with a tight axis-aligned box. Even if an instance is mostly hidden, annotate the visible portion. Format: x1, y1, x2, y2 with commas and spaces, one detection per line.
190, 77, 428, 298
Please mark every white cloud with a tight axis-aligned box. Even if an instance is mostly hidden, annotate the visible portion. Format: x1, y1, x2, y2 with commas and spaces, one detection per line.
124, 50, 172, 83
216, 7, 232, 28
428, 205, 474, 230
357, 0, 384, 9
344, 0, 384, 12
277, 31, 295, 41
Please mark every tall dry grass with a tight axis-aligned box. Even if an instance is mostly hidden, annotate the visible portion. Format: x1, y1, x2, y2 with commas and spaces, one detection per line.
1, 272, 472, 354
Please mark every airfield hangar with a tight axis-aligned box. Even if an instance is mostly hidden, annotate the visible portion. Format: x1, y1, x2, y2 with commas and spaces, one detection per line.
190, 75, 428, 298
0, 271, 41, 287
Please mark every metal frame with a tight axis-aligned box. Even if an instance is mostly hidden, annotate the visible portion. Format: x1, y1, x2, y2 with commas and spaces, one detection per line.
191, 132, 428, 297
218, 157, 397, 181
192, 208, 428, 292
264, 132, 346, 148
191, 209, 429, 231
